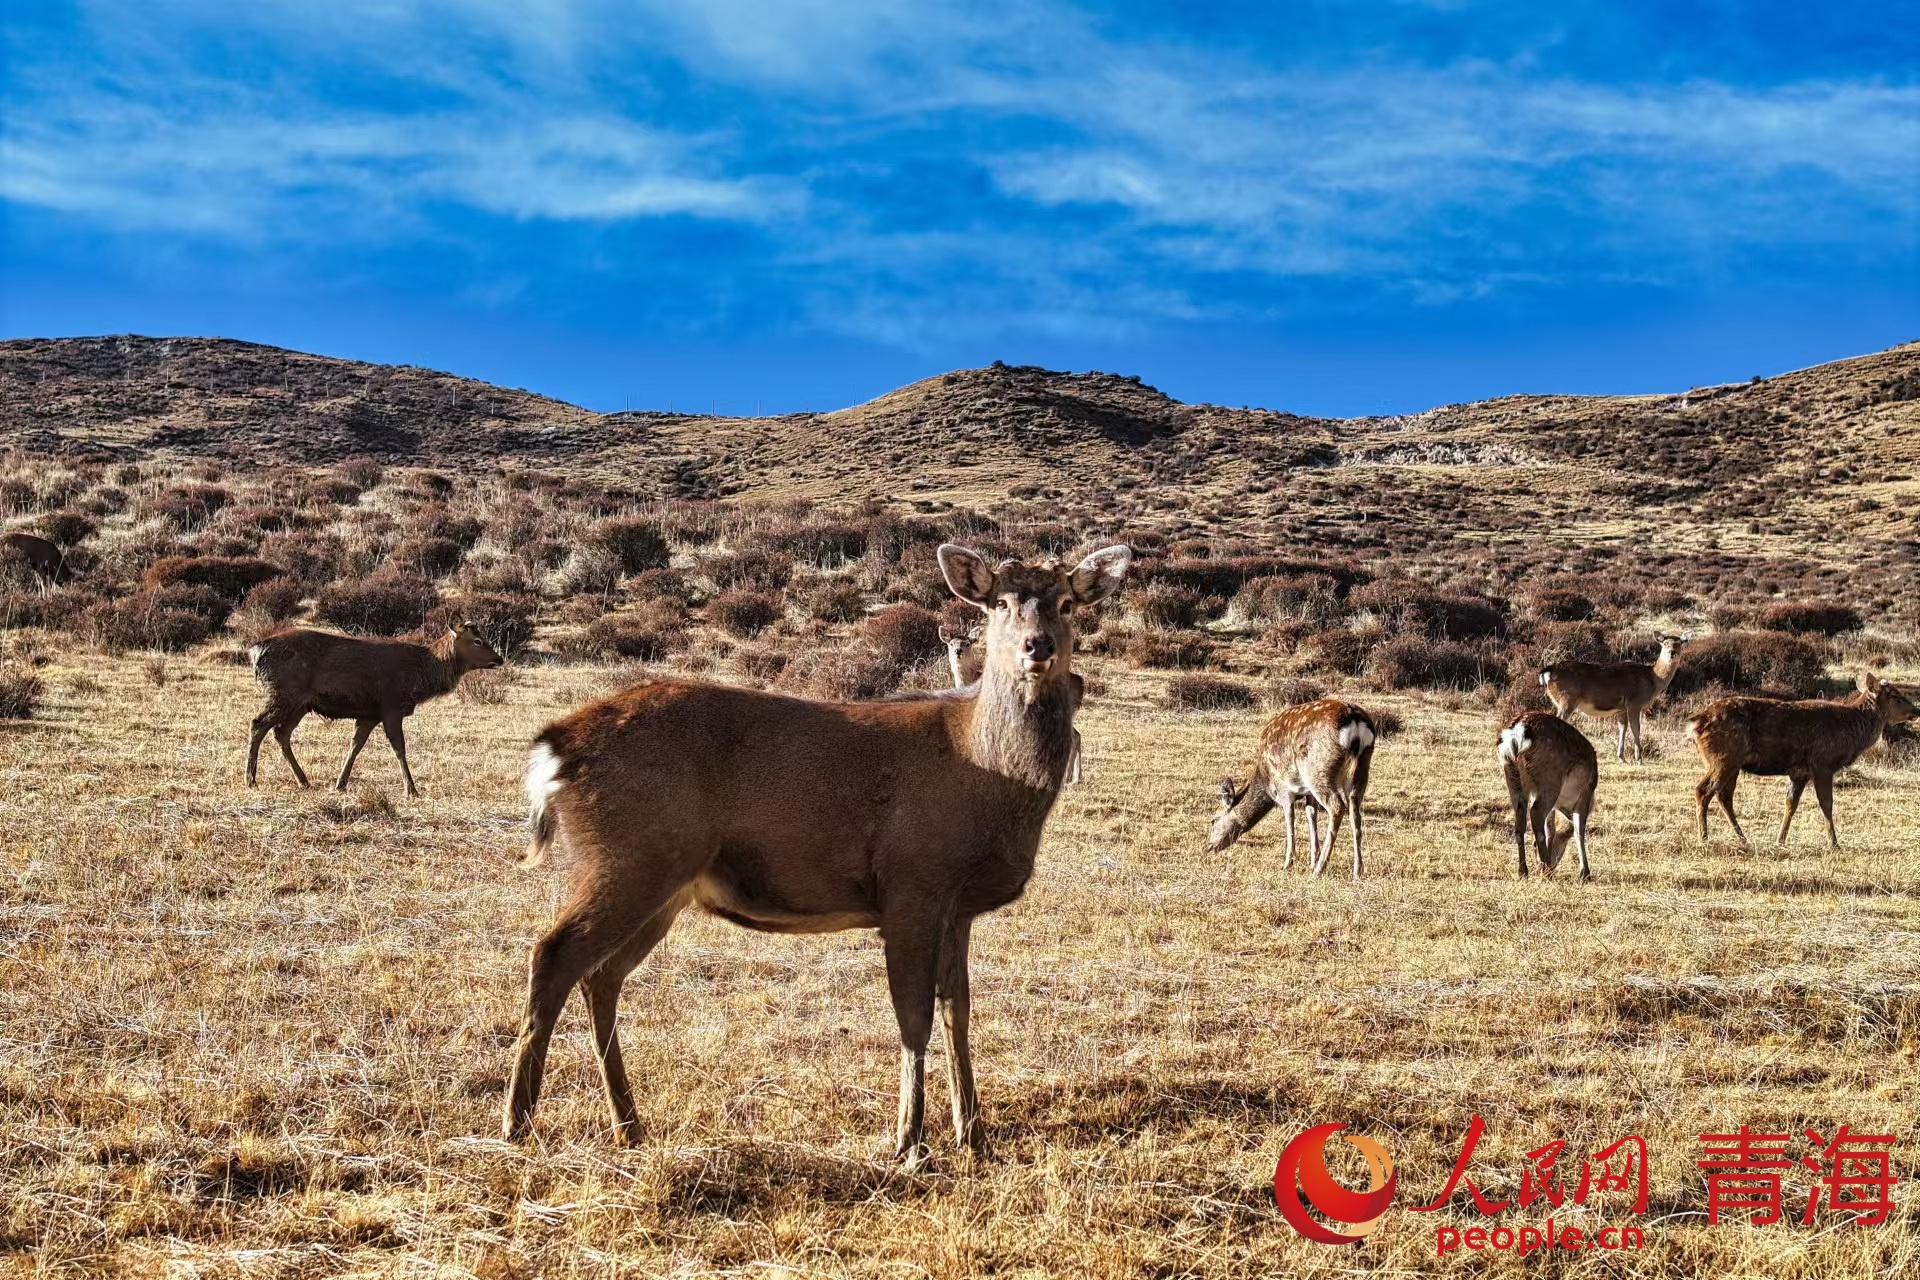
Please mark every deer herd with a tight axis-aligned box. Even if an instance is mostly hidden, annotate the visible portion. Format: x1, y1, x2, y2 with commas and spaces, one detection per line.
230, 544, 1918, 1162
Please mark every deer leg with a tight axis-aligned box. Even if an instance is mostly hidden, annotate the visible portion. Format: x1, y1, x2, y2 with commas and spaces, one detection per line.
273, 716, 310, 789
580, 890, 690, 1146
381, 714, 419, 798
1571, 808, 1592, 882
1779, 776, 1808, 846
1066, 729, 1082, 785
1505, 764, 1530, 877
1349, 790, 1364, 881
936, 916, 982, 1153
1812, 773, 1839, 849
247, 711, 275, 786
1614, 720, 1628, 764
1695, 773, 1715, 840
1313, 796, 1346, 878
1715, 773, 1749, 847
1304, 805, 1322, 873
883, 921, 939, 1171
1531, 797, 1559, 872
1282, 798, 1296, 871
1628, 712, 1644, 763
504, 873, 684, 1143
335, 719, 377, 791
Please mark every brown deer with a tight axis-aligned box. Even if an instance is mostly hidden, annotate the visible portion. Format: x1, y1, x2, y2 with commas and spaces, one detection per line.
1539, 633, 1689, 762
505, 544, 1131, 1166
0, 532, 67, 584
1498, 710, 1598, 879
246, 623, 502, 797
1689, 673, 1917, 848
1208, 699, 1377, 879
941, 619, 1084, 783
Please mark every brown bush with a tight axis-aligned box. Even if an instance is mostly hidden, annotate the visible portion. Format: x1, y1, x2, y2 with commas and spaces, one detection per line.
708, 547, 794, 593
136, 483, 230, 529
388, 536, 465, 579
1527, 588, 1597, 622
1164, 675, 1259, 711
1233, 573, 1345, 625
778, 646, 906, 700
41, 512, 97, 548
709, 589, 782, 638
1151, 555, 1364, 599
734, 647, 792, 685
84, 594, 216, 653
143, 556, 286, 602
451, 593, 538, 658
1350, 581, 1507, 640
0, 666, 42, 719
795, 575, 867, 623
588, 517, 672, 576
337, 456, 384, 489
862, 604, 943, 667
1265, 676, 1327, 709
1756, 601, 1864, 636
1136, 581, 1205, 629
1368, 636, 1503, 690
577, 614, 689, 662
1298, 625, 1383, 675
313, 572, 439, 636
1121, 630, 1217, 670
1669, 630, 1828, 698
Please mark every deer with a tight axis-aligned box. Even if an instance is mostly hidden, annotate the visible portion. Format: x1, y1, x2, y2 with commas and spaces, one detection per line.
1688, 672, 1917, 848
1539, 633, 1690, 763
1208, 699, 1376, 879
1498, 710, 1598, 880
0, 532, 67, 584
505, 544, 1131, 1168
942, 619, 1085, 784
246, 623, 503, 798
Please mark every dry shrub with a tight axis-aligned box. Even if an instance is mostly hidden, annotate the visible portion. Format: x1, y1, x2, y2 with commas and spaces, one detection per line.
779, 646, 904, 700
1527, 587, 1597, 622
562, 545, 623, 596
240, 577, 303, 624
710, 589, 782, 638
455, 666, 513, 705
1121, 630, 1217, 670
1265, 676, 1327, 709
1757, 601, 1864, 636
137, 483, 230, 529
257, 530, 342, 585
1136, 581, 1205, 629
734, 647, 791, 685
1351, 580, 1507, 640
1164, 674, 1259, 711
451, 593, 538, 658
577, 606, 689, 662
0, 665, 42, 718
388, 536, 465, 579
588, 517, 672, 576
337, 456, 384, 490
760, 519, 869, 566
1369, 706, 1405, 737
1233, 573, 1344, 624
1150, 554, 1363, 599
794, 574, 867, 623
862, 604, 943, 667
314, 573, 439, 636
84, 594, 216, 653
707, 547, 793, 592
143, 556, 286, 602
1298, 625, 1382, 675
1670, 630, 1827, 698
1368, 636, 1503, 690
42, 512, 97, 547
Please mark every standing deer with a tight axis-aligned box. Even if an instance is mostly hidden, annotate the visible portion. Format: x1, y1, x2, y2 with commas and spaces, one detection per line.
1208, 699, 1377, 879
247, 623, 503, 797
1498, 710, 1598, 879
506, 544, 1131, 1166
1689, 673, 1917, 848
1539, 634, 1689, 762
0, 532, 67, 584
941, 619, 1084, 784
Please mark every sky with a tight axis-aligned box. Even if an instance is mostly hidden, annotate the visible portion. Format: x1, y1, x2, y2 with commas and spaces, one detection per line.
2, 1, 1916, 417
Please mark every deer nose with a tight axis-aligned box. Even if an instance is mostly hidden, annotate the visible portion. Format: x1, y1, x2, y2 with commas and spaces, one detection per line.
1023, 634, 1055, 664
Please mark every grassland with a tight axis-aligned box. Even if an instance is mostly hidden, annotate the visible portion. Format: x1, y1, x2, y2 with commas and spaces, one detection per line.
4, 649, 1917, 1278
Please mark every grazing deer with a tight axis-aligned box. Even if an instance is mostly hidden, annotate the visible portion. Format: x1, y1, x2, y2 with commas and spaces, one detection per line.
1498, 710, 1598, 880
1539, 634, 1689, 763
506, 544, 1131, 1166
1689, 673, 1917, 848
0, 532, 67, 584
941, 619, 1084, 784
246, 623, 503, 797
1208, 699, 1376, 879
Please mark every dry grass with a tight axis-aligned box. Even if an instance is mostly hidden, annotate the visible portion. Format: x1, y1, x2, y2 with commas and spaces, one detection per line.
3, 651, 1917, 1277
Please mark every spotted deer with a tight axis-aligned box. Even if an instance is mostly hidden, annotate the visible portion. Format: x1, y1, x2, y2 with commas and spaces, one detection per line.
506, 545, 1131, 1168
247, 623, 503, 797
1208, 699, 1377, 879
1498, 710, 1599, 879
1539, 633, 1689, 762
1689, 672, 1917, 848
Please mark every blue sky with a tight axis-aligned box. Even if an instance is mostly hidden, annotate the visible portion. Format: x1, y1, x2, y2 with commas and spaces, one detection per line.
3, 1, 1916, 417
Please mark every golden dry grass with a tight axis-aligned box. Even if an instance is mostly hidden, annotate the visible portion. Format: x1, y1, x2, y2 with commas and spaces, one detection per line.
3, 653, 1918, 1277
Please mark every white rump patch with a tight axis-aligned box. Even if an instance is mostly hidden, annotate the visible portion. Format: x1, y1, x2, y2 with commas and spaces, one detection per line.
1499, 723, 1531, 762
525, 742, 563, 816
1338, 721, 1375, 754
1538, 670, 1553, 687
247, 643, 266, 669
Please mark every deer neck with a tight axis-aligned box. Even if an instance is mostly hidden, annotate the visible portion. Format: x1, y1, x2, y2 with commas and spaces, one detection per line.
964, 662, 1078, 791
946, 648, 965, 688
1651, 647, 1677, 691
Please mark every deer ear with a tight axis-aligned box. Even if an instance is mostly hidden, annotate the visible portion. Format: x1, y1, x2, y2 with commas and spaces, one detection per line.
1069, 545, 1132, 605
938, 544, 997, 607
1858, 671, 1880, 693
966, 624, 983, 642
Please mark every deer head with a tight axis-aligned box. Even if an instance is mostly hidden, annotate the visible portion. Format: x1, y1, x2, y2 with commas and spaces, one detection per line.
449, 622, 505, 673
937, 544, 1129, 690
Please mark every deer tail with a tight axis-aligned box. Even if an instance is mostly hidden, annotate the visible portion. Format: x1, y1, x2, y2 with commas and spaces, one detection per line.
521, 738, 565, 868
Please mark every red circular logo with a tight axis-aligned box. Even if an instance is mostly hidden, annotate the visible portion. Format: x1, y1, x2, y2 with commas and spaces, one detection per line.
1274, 1122, 1397, 1244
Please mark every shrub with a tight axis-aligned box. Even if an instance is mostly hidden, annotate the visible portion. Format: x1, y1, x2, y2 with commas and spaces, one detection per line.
573, 614, 687, 662
588, 517, 672, 576
149, 582, 234, 628
862, 604, 943, 667
562, 544, 623, 596
84, 594, 216, 653
1151, 555, 1365, 599
143, 556, 286, 603
137, 483, 230, 529
1122, 630, 1217, 669
710, 588, 782, 637
1265, 676, 1327, 709
1528, 588, 1597, 622
1164, 674, 1259, 711
453, 593, 538, 658
1299, 626, 1382, 675
707, 547, 793, 592
779, 645, 906, 699
1368, 636, 1502, 690
0, 666, 42, 718
1137, 581, 1205, 629
1670, 631, 1827, 698
795, 575, 868, 623
1756, 601, 1863, 636
1351, 581, 1507, 640
42, 512, 97, 548
1233, 573, 1344, 625
337, 456, 384, 490
314, 572, 440, 635
455, 666, 513, 705
759, 520, 869, 566
389, 535, 465, 579
735, 647, 792, 684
